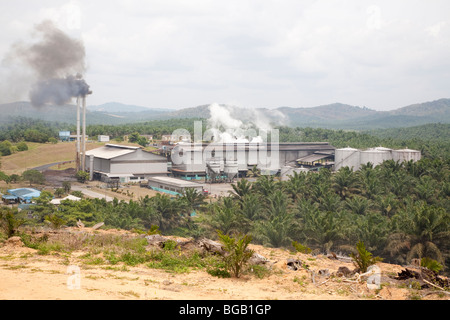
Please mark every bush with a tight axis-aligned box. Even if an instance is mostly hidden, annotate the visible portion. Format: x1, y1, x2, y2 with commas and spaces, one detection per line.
292, 241, 312, 254
350, 241, 383, 273
44, 214, 66, 230
16, 142, 28, 151
217, 231, 254, 278
421, 257, 443, 273
75, 171, 89, 183
0, 208, 25, 238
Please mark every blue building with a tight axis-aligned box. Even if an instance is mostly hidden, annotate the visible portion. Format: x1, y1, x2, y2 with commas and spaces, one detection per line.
59, 131, 71, 141
5, 188, 41, 204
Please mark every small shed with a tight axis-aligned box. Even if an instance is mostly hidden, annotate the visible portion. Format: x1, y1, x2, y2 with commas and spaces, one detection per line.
98, 135, 110, 142
59, 131, 71, 141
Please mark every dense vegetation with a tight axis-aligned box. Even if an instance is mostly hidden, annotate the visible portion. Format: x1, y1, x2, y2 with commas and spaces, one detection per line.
3, 157, 448, 275
276, 123, 450, 160
1, 117, 449, 275
1, 118, 448, 160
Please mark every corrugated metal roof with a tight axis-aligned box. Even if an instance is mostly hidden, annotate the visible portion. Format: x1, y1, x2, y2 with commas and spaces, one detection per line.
7, 188, 41, 200
149, 176, 205, 188
85, 145, 137, 159
297, 153, 333, 163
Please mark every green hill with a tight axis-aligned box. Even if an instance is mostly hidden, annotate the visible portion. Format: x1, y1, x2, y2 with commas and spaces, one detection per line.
1, 98, 449, 130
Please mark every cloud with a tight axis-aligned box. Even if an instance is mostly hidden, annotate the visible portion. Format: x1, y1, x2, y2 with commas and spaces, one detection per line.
1, 0, 450, 110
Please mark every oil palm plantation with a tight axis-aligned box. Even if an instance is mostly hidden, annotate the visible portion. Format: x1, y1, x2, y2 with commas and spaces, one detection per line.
386, 203, 450, 266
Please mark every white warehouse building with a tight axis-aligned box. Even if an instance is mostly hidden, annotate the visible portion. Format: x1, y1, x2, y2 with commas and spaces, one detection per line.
334, 146, 421, 171
85, 144, 169, 183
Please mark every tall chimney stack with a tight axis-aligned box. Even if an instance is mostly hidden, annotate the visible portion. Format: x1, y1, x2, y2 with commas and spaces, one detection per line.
81, 96, 87, 171
76, 96, 81, 172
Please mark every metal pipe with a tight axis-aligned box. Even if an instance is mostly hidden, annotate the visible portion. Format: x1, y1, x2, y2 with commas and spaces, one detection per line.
76, 96, 81, 172
82, 96, 86, 171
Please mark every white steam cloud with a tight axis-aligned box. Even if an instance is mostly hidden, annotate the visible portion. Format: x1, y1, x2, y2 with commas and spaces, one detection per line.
205, 102, 285, 143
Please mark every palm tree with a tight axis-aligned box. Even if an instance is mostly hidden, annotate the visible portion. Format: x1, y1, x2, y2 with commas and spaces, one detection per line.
254, 190, 296, 248
246, 165, 261, 178
235, 193, 262, 234
207, 198, 240, 236
180, 188, 207, 215
345, 196, 373, 215
253, 175, 278, 199
414, 175, 437, 204
284, 171, 307, 202
150, 193, 187, 233
352, 212, 389, 255
229, 178, 252, 202
357, 164, 380, 200
318, 191, 342, 213
332, 167, 359, 200
301, 209, 349, 253
386, 203, 450, 265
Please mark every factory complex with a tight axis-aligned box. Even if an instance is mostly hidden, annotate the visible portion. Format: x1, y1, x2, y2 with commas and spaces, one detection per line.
81, 140, 421, 195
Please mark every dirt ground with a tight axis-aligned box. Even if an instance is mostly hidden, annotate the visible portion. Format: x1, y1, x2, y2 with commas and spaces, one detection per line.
0, 227, 447, 301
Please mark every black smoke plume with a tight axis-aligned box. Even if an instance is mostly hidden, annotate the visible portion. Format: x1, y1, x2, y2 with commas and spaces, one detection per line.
11, 20, 91, 107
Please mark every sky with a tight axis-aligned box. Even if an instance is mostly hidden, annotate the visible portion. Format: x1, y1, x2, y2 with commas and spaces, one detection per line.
0, 0, 449, 111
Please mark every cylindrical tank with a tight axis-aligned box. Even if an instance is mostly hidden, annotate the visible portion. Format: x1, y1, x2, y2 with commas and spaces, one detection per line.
224, 161, 239, 181
334, 147, 360, 171
392, 148, 421, 163
360, 149, 392, 167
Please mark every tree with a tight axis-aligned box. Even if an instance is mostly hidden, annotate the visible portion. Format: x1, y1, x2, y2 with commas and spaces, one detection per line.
16, 141, 28, 151
137, 136, 149, 147
0, 207, 25, 238
150, 193, 187, 233
386, 203, 450, 266
350, 241, 383, 273
254, 190, 296, 248
9, 174, 20, 183
62, 181, 71, 194
246, 165, 260, 178
22, 169, 45, 186
128, 132, 140, 143
0, 141, 11, 156
332, 167, 359, 200
75, 171, 89, 183
208, 199, 240, 236
180, 188, 206, 215
229, 179, 252, 201
54, 188, 65, 198
0, 171, 10, 184
217, 230, 254, 278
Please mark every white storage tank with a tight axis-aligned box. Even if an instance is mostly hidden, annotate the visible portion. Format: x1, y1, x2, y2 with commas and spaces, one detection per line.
334, 147, 360, 171
360, 148, 392, 167
224, 161, 239, 181
392, 148, 421, 163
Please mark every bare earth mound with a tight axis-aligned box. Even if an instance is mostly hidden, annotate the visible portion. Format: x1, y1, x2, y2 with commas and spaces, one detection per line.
0, 227, 447, 302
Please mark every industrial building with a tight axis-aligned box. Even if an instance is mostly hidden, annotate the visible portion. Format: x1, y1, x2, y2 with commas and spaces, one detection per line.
59, 131, 89, 142
2, 188, 41, 204
334, 147, 421, 171
84, 144, 169, 183
169, 142, 336, 181
148, 176, 205, 196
